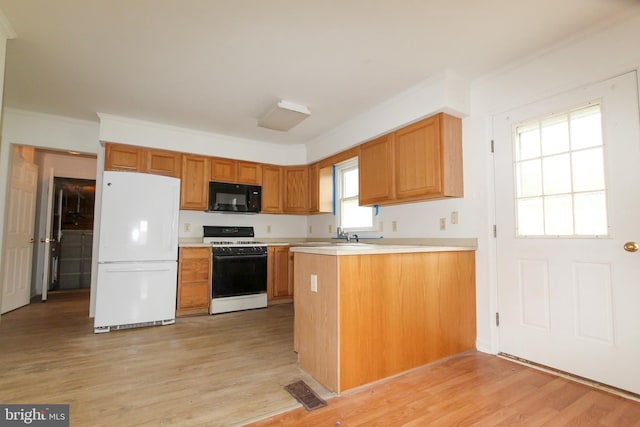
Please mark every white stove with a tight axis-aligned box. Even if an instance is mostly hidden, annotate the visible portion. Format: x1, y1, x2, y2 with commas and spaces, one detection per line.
203, 226, 268, 315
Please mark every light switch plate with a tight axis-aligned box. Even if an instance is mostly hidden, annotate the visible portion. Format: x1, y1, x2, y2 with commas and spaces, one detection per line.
310, 274, 318, 292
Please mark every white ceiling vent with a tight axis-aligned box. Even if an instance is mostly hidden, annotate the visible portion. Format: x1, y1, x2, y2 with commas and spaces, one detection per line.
258, 100, 310, 131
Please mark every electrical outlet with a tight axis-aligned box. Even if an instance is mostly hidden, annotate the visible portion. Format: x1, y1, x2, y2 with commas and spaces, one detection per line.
392, 221, 397, 232
329, 224, 332, 233
440, 218, 447, 230
184, 223, 191, 232
451, 211, 459, 224
266, 225, 272, 233
310, 274, 318, 292
309, 225, 313, 234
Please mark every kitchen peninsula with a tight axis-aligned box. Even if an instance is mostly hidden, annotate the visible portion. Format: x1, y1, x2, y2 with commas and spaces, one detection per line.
291, 244, 476, 393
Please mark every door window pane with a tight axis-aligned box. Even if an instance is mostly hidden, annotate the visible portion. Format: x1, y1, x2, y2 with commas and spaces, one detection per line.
541, 115, 570, 156
544, 195, 573, 235
572, 148, 605, 192
517, 125, 541, 160
574, 192, 608, 235
516, 159, 542, 197
517, 198, 544, 235
571, 106, 602, 150
514, 104, 608, 237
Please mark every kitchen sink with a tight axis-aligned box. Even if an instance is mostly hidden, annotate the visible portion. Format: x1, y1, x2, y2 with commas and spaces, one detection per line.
334, 243, 378, 248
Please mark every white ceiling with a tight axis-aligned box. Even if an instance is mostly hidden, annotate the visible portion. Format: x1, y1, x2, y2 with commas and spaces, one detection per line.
0, 0, 637, 145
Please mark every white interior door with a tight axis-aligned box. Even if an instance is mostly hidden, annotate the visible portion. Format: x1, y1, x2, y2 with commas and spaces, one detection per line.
41, 168, 54, 302
494, 71, 640, 394
1, 158, 38, 313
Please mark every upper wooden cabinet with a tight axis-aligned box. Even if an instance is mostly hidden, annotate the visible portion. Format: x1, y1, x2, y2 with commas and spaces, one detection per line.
359, 113, 462, 206
180, 154, 210, 210
261, 165, 283, 213
210, 157, 262, 185
105, 143, 180, 178
146, 149, 181, 177
308, 163, 333, 214
236, 161, 262, 185
105, 143, 145, 172
210, 157, 236, 182
359, 134, 395, 206
106, 111, 462, 214
284, 166, 309, 213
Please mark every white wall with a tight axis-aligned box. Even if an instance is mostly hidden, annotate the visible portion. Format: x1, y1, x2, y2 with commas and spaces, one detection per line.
178, 210, 307, 240
305, 70, 470, 163
98, 113, 307, 165
31, 152, 97, 297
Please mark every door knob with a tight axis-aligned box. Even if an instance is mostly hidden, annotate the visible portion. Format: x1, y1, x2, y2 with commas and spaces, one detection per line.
623, 241, 639, 252
40, 238, 53, 243
29, 238, 35, 243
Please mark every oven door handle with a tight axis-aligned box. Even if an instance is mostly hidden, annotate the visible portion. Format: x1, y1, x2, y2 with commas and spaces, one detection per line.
213, 254, 267, 262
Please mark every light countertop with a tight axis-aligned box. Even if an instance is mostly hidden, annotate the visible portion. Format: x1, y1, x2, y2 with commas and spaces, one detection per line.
289, 244, 476, 256
178, 237, 478, 253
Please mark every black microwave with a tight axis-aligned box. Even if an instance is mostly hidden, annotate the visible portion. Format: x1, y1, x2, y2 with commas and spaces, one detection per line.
207, 181, 261, 213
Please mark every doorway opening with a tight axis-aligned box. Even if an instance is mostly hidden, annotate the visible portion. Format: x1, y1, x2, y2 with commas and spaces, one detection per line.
48, 177, 96, 292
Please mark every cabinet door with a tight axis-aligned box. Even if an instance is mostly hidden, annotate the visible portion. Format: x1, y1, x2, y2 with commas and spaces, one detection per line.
268, 246, 292, 302
261, 165, 283, 213
105, 143, 145, 172
180, 155, 210, 210
211, 157, 237, 182
274, 247, 292, 298
177, 247, 211, 316
237, 161, 262, 185
394, 116, 442, 199
359, 134, 395, 205
308, 163, 319, 213
146, 149, 181, 177
284, 166, 309, 213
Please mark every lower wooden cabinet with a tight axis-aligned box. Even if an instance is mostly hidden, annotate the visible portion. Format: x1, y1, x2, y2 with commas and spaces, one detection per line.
267, 246, 293, 304
177, 247, 211, 317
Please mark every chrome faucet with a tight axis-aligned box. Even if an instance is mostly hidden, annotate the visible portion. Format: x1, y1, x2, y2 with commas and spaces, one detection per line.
337, 227, 359, 243
337, 226, 351, 242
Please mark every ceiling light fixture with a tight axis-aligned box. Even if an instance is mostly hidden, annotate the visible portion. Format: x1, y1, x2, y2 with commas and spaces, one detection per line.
258, 100, 310, 131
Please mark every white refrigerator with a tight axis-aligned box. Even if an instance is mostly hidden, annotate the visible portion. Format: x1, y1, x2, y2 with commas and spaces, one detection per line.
94, 171, 180, 333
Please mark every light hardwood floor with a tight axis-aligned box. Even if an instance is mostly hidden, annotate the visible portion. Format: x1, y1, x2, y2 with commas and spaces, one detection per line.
0, 290, 332, 426
2, 291, 639, 426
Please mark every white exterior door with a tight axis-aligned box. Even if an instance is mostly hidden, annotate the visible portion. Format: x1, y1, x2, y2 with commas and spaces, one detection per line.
494, 72, 640, 394
1, 158, 38, 313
